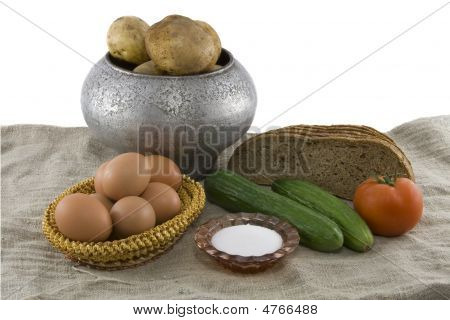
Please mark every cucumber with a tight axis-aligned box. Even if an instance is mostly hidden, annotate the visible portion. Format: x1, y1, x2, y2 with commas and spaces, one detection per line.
272, 179, 373, 252
204, 170, 344, 252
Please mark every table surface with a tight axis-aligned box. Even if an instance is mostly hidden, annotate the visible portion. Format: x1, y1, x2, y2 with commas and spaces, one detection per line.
1, 115, 449, 299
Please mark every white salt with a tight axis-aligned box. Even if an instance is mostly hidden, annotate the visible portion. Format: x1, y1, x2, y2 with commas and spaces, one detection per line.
211, 224, 283, 257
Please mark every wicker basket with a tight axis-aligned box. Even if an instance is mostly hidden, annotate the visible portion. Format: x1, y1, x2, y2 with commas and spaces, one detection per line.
42, 175, 205, 270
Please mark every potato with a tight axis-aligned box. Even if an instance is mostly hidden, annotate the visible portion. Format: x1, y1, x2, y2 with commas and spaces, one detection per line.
145, 15, 221, 75
133, 61, 165, 75
195, 20, 222, 68
107, 16, 150, 65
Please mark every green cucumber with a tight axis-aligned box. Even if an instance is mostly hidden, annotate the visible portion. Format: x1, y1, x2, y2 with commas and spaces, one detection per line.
204, 170, 344, 252
272, 179, 373, 252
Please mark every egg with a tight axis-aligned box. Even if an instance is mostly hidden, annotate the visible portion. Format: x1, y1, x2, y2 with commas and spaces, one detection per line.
110, 196, 156, 238
94, 161, 109, 194
103, 152, 150, 200
55, 193, 112, 242
89, 193, 114, 211
141, 182, 181, 225
145, 155, 182, 190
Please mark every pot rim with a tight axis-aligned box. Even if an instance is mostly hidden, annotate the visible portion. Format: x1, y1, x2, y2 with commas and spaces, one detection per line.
104, 48, 235, 79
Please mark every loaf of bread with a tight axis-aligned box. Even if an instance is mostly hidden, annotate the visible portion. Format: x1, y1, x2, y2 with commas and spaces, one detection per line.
227, 125, 414, 200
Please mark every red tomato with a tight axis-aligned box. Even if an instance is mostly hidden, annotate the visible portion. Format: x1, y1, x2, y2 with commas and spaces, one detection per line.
353, 177, 423, 237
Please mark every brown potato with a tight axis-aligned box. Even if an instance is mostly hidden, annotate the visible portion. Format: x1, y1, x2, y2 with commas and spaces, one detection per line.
145, 15, 220, 75
107, 16, 150, 65
133, 61, 165, 75
195, 20, 222, 68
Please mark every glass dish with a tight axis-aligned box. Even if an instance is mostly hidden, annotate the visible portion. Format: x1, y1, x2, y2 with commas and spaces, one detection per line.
195, 212, 299, 273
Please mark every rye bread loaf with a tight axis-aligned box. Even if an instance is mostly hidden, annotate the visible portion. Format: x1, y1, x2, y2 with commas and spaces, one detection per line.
283, 125, 413, 168
269, 124, 396, 145
273, 125, 412, 163
227, 125, 414, 200
258, 124, 413, 173
258, 124, 412, 174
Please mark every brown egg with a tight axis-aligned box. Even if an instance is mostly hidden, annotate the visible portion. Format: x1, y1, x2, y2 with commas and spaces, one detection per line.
94, 161, 109, 194
145, 155, 182, 190
141, 182, 181, 225
110, 196, 156, 238
55, 193, 112, 242
89, 193, 114, 211
103, 152, 150, 200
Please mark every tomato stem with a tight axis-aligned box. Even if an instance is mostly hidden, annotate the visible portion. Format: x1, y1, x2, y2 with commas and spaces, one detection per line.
376, 175, 396, 186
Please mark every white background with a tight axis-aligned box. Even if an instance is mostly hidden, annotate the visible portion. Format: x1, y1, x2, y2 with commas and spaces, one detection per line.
0, 0, 449, 131
0, 300, 449, 320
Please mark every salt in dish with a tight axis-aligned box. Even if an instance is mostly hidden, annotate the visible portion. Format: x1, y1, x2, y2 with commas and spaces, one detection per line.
195, 212, 300, 273
211, 224, 283, 257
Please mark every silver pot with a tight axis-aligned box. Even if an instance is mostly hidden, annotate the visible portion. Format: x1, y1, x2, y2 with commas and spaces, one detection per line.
81, 49, 257, 178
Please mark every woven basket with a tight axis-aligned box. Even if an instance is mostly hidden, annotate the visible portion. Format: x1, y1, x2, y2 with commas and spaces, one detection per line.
42, 175, 205, 270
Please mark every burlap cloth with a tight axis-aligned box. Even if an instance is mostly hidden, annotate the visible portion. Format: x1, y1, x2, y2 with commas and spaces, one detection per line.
1, 116, 449, 300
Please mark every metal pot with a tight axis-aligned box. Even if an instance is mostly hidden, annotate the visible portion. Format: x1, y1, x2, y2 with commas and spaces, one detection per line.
81, 49, 257, 178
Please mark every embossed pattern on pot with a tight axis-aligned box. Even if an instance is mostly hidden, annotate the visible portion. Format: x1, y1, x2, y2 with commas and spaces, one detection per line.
81, 49, 257, 178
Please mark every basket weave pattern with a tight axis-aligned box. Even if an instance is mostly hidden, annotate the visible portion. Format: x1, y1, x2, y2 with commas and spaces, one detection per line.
42, 175, 205, 269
